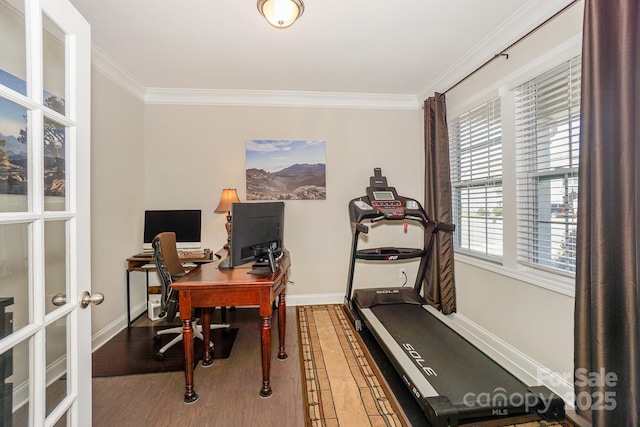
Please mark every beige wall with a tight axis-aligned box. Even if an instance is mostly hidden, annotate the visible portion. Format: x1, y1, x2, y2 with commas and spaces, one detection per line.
144, 104, 424, 299
90, 69, 145, 333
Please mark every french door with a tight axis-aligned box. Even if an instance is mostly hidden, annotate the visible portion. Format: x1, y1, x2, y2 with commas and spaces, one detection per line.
0, 0, 93, 425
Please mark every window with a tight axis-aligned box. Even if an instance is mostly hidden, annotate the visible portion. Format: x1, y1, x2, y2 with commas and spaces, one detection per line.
515, 56, 581, 274
449, 98, 503, 258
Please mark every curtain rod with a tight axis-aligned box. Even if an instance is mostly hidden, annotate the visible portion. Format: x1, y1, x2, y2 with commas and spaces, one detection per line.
441, 0, 581, 95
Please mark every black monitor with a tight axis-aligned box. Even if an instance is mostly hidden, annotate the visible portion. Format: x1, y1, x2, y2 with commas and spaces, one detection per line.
219, 202, 285, 274
143, 209, 202, 250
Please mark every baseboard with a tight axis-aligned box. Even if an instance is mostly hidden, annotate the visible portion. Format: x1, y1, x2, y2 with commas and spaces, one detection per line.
285, 293, 344, 306
92, 301, 146, 352
564, 408, 592, 427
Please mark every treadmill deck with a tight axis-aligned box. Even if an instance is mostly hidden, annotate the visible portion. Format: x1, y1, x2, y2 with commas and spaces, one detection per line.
355, 302, 563, 426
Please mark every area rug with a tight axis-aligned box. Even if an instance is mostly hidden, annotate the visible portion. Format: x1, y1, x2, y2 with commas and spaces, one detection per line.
297, 305, 575, 427
92, 326, 238, 377
297, 304, 408, 427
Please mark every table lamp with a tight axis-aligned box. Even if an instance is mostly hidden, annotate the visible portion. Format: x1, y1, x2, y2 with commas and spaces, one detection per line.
215, 188, 241, 249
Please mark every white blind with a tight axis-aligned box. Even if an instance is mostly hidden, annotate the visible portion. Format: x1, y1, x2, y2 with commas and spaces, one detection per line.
449, 98, 503, 258
515, 56, 581, 274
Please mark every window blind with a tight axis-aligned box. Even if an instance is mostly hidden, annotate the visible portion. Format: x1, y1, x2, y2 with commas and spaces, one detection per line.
515, 56, 581, 273
449, 98, 503, 258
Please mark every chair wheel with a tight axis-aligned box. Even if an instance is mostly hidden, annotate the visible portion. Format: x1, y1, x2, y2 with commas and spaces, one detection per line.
153, 335, 161, 343
155, 352, 165, 361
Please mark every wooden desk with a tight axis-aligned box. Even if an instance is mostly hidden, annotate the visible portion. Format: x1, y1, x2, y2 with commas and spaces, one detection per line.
125, 249, 214, 326
172, 250, 290, 403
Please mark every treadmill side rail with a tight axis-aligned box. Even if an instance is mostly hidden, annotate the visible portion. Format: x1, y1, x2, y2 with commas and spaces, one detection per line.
527, 385, 566, 420
425, 396, 459, 427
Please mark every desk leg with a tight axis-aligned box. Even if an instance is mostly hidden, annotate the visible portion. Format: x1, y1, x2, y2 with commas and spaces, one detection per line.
260, 315, 272, 398
277, 292, 288, 360
201, 308, 213, 367
182, 318, 198, 403
126, 270, 131, 327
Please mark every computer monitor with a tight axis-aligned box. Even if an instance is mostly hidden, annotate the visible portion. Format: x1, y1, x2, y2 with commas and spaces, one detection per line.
142, 209, 202, 250
219, 202, 285, 274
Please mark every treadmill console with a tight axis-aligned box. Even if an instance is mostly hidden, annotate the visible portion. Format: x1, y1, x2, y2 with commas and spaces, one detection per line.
369, 190, 404, 217
349, 168, 426, 223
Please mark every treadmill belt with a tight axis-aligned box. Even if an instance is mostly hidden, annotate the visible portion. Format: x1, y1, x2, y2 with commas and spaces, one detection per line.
370, 304, 530, 414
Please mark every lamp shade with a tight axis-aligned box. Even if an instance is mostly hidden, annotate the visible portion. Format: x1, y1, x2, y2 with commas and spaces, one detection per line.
215, 188, 241, 213
257, 0, 304, 29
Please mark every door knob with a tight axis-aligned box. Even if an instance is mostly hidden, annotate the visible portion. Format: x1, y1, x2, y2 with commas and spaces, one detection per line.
52, 293, 66, 306
80, 291, 104, 308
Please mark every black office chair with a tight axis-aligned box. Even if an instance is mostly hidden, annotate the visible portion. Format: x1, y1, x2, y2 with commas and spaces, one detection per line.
152, 232, 229, 361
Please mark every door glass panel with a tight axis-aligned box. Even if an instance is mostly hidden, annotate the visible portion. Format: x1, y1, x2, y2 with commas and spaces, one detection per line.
45, 220, 66, 315
0, 97, 29, 212
0, 301, 16, 425
51, 410, 68, 427
42, 13, 66, 115
0, 223, 30, 334
43, 117, 66, 211
45, 318, 68, 417
5, 338, 29, 427
0, 0, 27, 96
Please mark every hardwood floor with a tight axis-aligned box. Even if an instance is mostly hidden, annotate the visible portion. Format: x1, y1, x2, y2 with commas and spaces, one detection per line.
92, 306, 304, 427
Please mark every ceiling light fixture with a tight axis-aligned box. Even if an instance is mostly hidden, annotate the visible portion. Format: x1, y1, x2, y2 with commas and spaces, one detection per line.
257, 0, 304, 29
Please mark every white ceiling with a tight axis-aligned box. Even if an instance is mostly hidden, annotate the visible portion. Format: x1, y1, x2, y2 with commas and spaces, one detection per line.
68, 0, 573, 101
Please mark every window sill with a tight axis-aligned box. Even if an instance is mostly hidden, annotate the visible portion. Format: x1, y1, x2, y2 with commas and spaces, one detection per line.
454, 252, 575, 297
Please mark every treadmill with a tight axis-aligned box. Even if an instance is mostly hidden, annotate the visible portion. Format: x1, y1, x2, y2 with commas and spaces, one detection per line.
344, 168, 565, 427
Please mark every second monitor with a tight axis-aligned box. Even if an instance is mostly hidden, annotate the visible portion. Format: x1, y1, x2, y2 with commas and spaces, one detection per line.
219, 201, 285, 274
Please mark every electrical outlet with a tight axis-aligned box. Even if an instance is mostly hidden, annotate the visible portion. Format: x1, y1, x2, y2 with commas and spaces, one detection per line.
399, 268, 406, 279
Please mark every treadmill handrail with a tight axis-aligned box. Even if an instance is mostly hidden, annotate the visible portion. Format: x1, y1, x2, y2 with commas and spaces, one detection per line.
435, 221, 455, 232
355, 223, 369, 234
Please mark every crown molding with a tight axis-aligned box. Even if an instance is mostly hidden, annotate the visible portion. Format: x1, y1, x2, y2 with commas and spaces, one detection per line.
144, 88, 420, 110
90, 44, 419, 110
417, 0, 580, 101
90, 43, 146, 101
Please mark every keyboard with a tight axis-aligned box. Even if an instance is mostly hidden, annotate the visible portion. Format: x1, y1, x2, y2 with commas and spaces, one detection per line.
134, 252, 153, 258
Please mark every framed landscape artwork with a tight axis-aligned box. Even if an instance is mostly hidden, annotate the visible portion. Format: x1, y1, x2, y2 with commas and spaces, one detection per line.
246, 139, 326, 200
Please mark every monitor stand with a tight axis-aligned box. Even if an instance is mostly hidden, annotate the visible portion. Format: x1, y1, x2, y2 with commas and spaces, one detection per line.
249, 249, 278, 275
247, 266, 273, 276
218, 257, 232, 269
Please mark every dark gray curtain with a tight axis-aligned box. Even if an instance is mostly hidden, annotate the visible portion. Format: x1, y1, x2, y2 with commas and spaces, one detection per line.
575, 1, 639, 425
424, 93, 456, 314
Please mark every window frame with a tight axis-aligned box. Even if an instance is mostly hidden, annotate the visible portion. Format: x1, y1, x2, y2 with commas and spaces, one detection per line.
514, 56, 581, 276
445, 41, 582, 297
449, 97, 504, 261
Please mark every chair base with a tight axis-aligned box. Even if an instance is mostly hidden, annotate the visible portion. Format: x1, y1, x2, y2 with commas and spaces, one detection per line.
154, 320, 230, 361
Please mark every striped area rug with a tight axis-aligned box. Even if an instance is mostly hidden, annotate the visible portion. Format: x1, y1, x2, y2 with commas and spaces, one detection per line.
297, 304, 408, 427
297, 304, 575, 427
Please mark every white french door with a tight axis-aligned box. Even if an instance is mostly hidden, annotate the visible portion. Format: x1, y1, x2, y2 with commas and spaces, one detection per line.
0, 0, 92, 425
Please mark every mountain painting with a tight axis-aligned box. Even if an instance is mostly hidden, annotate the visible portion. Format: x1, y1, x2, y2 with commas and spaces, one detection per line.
246, 140, 326, 200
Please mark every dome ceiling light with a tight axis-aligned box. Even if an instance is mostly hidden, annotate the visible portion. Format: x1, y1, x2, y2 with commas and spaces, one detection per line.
257, 0, 305, 29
